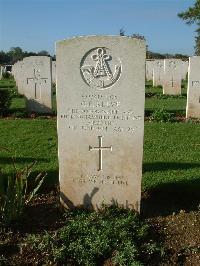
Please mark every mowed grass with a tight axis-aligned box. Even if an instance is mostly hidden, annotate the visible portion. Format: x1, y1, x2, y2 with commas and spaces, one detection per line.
0, 119, 199, 211
0, 79, 15, 88
0, 119, 58, 187
145, 96, 187, 114
145, 80, 187, 115
1, 78, 199, 215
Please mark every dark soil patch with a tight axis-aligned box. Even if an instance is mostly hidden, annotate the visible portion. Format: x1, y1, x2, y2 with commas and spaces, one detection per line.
149, 211, 200, 265
0, 191, 200, 265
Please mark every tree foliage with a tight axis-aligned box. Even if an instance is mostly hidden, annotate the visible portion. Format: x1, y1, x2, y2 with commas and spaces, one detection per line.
178, 0, 200, 55
119, 29, 188, 59
0, 47, 51, 65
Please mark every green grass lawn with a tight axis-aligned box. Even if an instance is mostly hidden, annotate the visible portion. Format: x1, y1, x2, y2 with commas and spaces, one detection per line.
1, 78, 199, 216
0, 119, 58, 187
145, 96, 187, 114
145, 80, 187, 115
0, 79, 15, 88
0, 119, 199, 214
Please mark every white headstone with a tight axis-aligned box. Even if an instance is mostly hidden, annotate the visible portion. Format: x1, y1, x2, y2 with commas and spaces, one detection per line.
186, 56, 200, 118
181, 60, 189, 80
52, 61, 56, 84
22, 56, 52, 113
0, 65, 3, 80
146, 60, 154, 81
153, 59, 164, 86
56, 36, 146, 211
163, 59, 182, 95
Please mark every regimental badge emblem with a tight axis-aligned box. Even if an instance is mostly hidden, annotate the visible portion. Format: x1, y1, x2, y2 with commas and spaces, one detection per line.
80, 47, 122, 90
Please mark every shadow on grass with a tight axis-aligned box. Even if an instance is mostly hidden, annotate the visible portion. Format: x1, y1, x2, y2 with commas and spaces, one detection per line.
141, 178, 200, 218
0, 156, 50, 164
143, 162, 200, 173
9, 107, 26, 113
142, 162, 200, 217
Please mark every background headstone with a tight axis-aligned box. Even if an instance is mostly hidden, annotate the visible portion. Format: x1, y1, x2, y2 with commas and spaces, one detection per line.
153, 59, 164, 86
22, 56, 52, 113
52, 61, 56, 84
146, 60, 154, 81
0, 66, 3, 80
186, 56, 200, 118
181, 60, 189, 80
163, 59, 182, 95
56, 36, 146, 212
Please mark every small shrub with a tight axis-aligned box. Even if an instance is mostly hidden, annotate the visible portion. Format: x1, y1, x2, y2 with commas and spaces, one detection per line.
0, 89, 11, 115
150, 108, 174, 122
27, 206, 163, 265
156, 94, 186, 99
9, 88, 19, 98
0, 148, 46, 225
11, 111, 27, 118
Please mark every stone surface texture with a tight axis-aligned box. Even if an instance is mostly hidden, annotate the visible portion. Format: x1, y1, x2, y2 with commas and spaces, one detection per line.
52, 61, 56, 84
56, 36, 146, 212
163, 59, 182, 95
0, 66, 3, 80
153, 59, 164, 86
186, 56, 200, 118
22, 56, 52, 113
146, 60, 154, 81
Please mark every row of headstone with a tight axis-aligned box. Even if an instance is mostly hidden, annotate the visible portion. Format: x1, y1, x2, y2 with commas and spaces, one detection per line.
146, 57, 200, 118
12, 56, 55, 113
146, 59, 188, 95
2, 36, 200, 212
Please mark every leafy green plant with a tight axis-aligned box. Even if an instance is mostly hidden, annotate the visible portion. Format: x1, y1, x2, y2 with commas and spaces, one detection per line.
150, 108, 174, 122
11, 111, 27, 118
156, 94, 186, 99
27, 206, 163, 265
0, 148, 46, 225
0, 89, 11, 115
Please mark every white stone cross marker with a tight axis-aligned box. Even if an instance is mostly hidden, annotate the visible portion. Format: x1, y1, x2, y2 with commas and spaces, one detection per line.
89, 136, 112, 171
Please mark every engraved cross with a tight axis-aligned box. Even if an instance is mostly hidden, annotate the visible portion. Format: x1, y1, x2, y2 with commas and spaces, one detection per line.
170, 76, 174, 87
27, 69, 48, 99
89, 136, 112, 171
